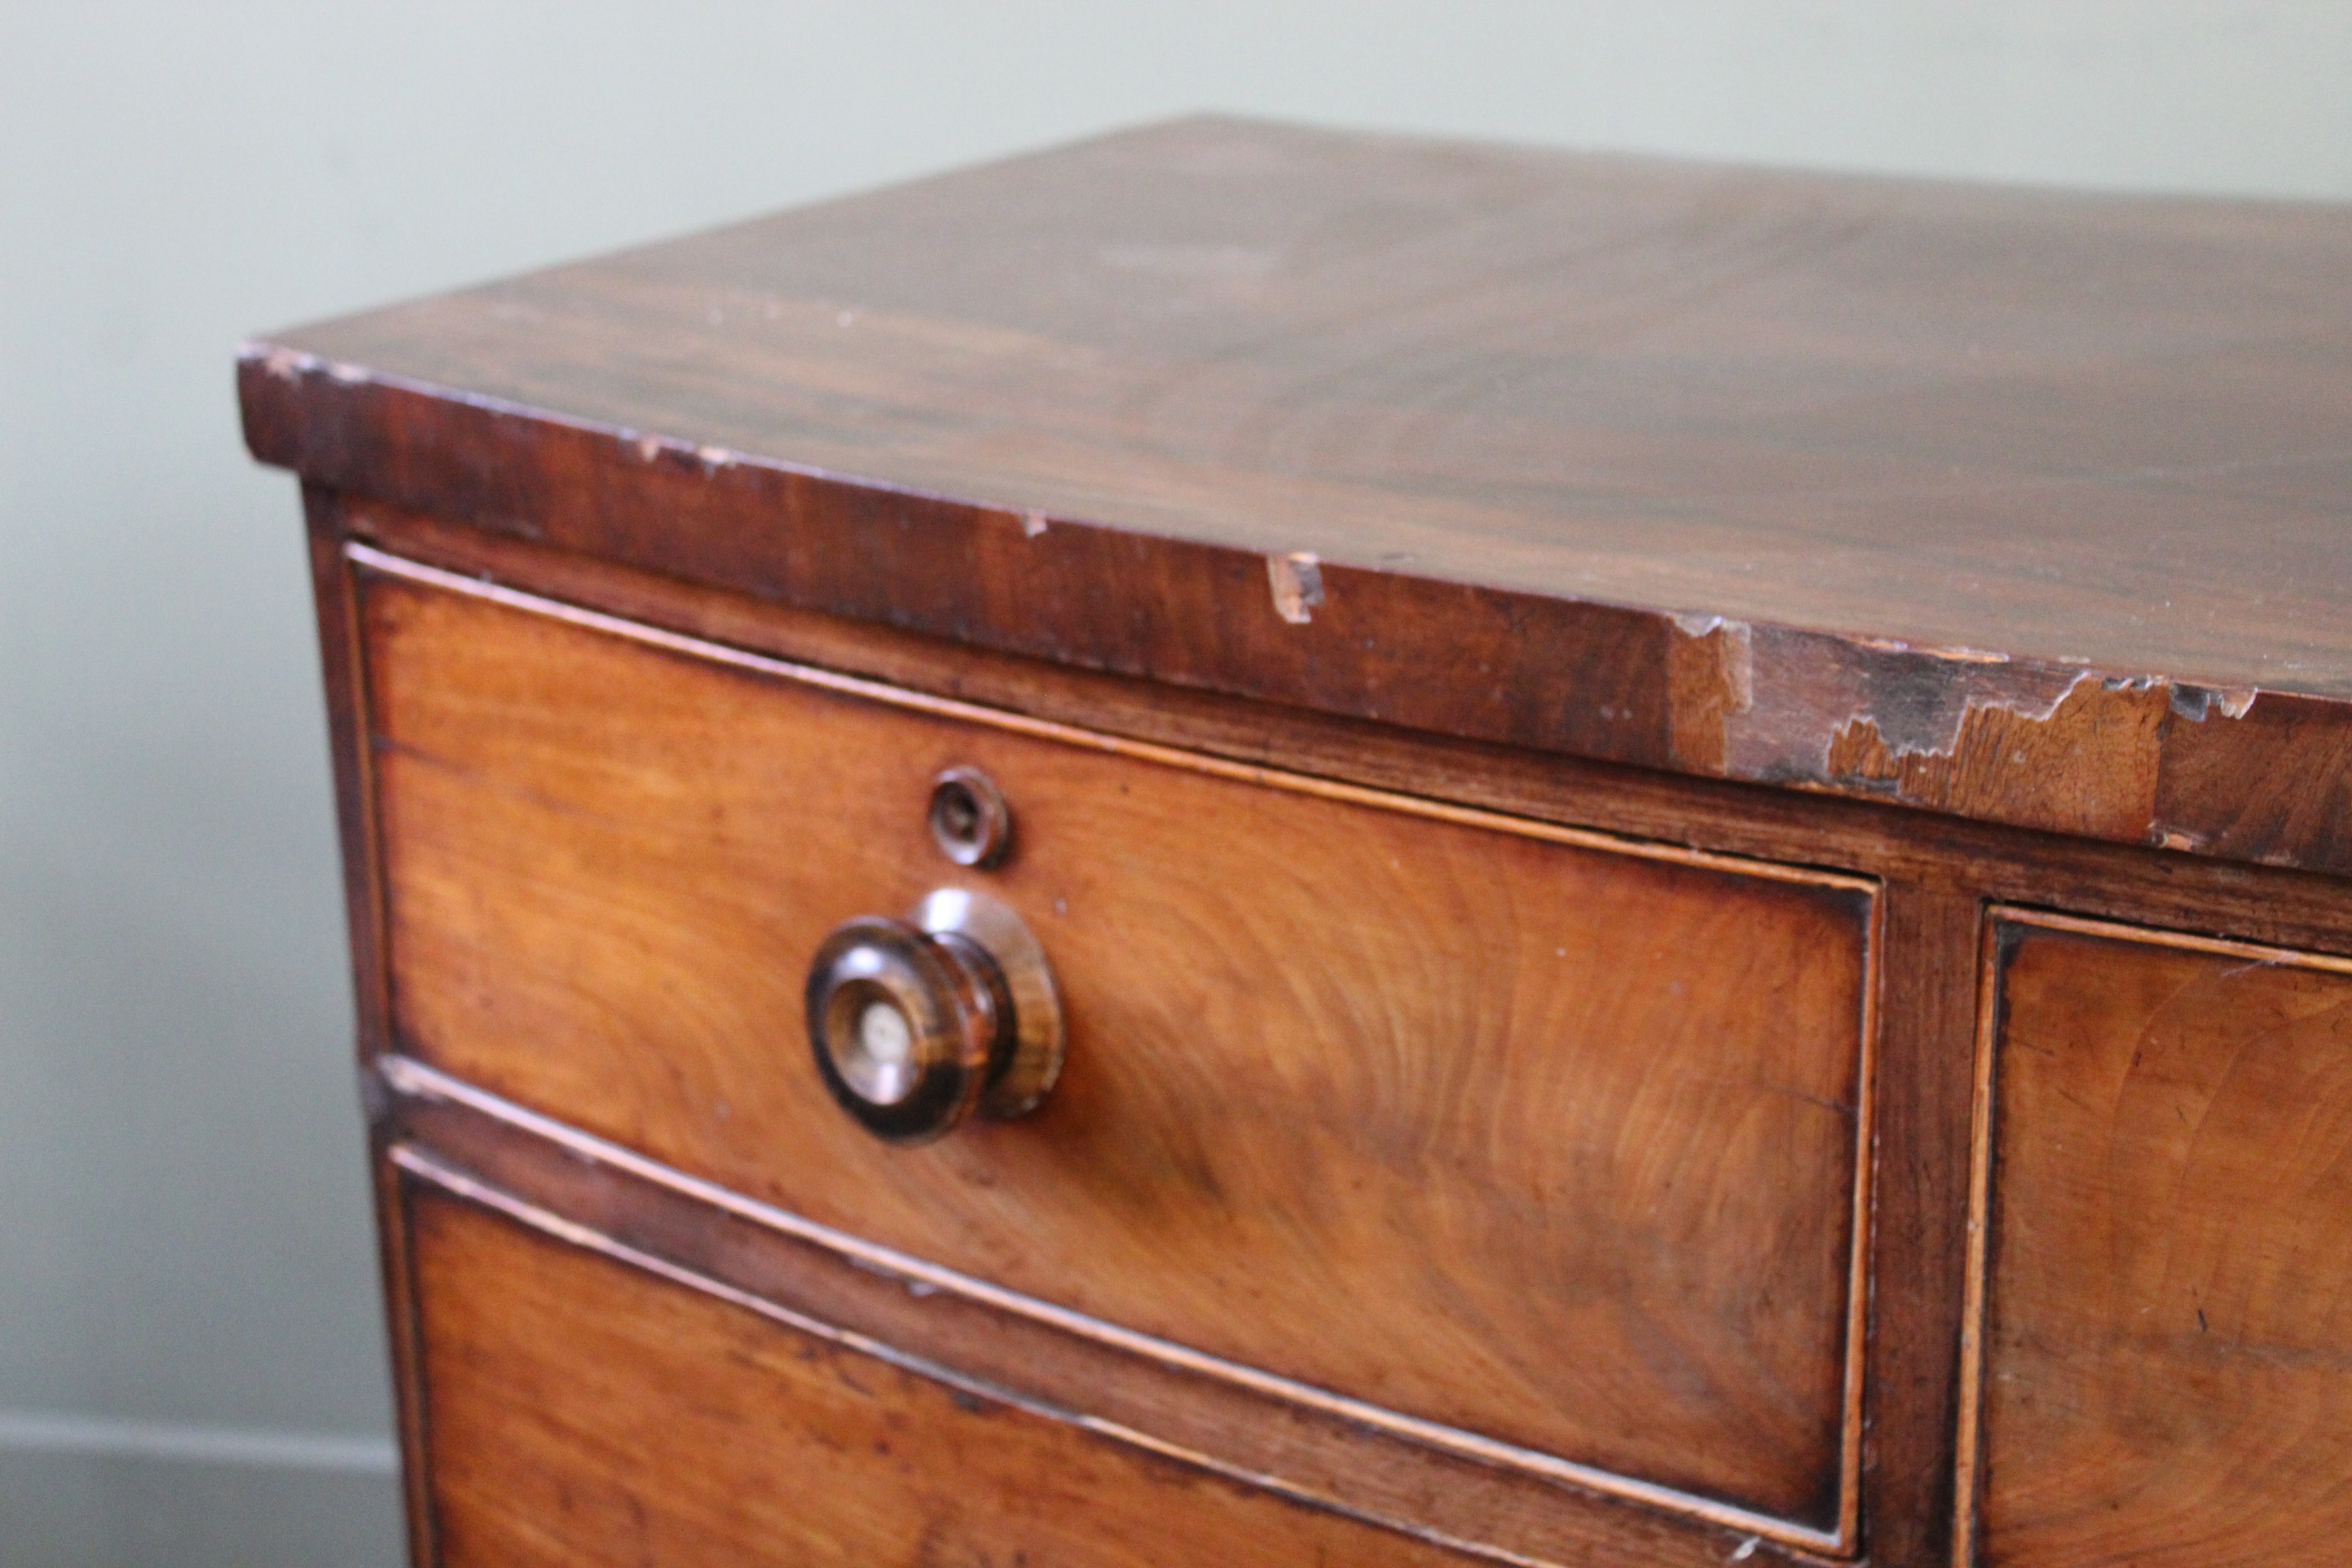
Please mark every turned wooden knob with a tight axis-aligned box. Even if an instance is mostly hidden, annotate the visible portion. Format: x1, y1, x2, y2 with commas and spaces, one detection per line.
804, 889, 1063, 1144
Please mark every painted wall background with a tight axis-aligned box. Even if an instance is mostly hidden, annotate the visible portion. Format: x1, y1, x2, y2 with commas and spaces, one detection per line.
2, 4, 2346, 1563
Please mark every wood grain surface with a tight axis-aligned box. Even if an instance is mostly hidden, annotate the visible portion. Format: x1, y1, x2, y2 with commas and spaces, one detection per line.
242, 117, 2352, 873
386, 1102, 1836, 1568
400, 1172, 1501, 1568
1857, 888, 1982, 1568
1962, 912, 2352, 1567
360, 564, 1876, 1535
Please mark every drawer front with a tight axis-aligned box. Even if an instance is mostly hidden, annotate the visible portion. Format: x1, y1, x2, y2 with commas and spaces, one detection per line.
1961, 911, 2352, 1567
400, 1171, 1480, 1567
360, 558, 1876, 1539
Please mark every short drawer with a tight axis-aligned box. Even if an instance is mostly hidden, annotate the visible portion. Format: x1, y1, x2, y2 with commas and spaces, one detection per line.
1961, 910, 2352, 1567
359, 554, 1877, 1544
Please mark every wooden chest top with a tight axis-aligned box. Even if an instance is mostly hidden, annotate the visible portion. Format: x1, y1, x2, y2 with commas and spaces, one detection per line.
239, 118, 2352, 884
241, 115, 2352, 875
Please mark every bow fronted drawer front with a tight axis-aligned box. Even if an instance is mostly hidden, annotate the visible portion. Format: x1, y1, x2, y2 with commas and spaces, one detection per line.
359, 555, 1876, 1555
1961, 912, 2352, 1568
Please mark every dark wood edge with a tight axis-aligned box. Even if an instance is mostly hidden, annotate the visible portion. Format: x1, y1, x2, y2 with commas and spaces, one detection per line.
336, 500, 2352, 960
1948, 912, 2007, 1568
374, 1145, 439, 1568
304, 487, 395, 1065
1832, 887, 1886, 1553
1989, 905, 2352, 972
244, 350, 2352, 880
1857, 889, 1983, 1568
303, 490, 434, 1564
383, 1063, 1851, 1568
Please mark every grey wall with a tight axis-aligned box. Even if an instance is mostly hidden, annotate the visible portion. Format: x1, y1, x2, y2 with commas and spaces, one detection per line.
3, 4, 2346, 1563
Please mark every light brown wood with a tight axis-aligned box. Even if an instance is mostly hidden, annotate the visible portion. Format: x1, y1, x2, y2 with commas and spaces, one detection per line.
335, 500, 2352, 1568
360, 562, 1876, 1538
385, 1104, 1830, 1568
1960, 910, 2352, 1567
400, 1170, 1512, 1568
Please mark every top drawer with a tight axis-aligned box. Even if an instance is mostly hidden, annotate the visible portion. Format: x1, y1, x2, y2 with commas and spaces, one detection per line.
357, 552, 1877, 1545
1961, 910, 2352, 1568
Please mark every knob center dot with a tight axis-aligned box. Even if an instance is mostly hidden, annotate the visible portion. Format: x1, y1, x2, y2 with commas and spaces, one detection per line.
858, 1000, 914, 1069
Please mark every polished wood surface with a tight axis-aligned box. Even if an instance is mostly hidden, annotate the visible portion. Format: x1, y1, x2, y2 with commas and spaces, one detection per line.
243, 117, 2352, 873
401, 1172, 1501, 1568
386, 1081, 1825, 1568
1860, 887, 1983, 1568
1961, 911, 2352, 1567
359, 560, 1875, 1535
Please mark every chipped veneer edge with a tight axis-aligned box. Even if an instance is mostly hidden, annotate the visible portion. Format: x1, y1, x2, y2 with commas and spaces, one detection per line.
250, 339, 2317, 868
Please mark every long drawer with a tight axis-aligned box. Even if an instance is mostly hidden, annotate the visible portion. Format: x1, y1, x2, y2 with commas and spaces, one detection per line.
357, 552, 1878, 1544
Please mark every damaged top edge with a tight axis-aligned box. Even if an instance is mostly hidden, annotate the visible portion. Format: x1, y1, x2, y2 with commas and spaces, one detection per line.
1673, 618, 2268, 778
1661, 610, 2320, 865
240, 326, 2352, 880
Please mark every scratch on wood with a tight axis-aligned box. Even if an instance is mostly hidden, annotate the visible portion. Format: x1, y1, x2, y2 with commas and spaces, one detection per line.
1021, 510, 1049, 538
1666, 615, 1754, 772
1671, 613, 1754, 713
1267, 552, 1324, 624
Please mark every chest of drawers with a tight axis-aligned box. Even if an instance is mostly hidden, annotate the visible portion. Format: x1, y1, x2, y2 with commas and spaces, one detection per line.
240, 117, 2352, 1567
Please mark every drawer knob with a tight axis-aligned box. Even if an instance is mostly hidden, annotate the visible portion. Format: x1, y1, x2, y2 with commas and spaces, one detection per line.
804, 888, 1063, 1143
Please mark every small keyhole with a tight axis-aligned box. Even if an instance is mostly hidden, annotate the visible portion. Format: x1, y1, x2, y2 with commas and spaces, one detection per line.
936, 789, 980, 844
927, 767, 1011, 867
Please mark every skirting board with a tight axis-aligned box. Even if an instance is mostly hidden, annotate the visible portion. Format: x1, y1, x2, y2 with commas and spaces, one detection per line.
0, 1428, 400, 1568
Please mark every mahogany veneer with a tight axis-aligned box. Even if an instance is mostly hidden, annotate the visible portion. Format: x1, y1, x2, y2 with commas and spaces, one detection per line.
1960, 914, 2352, 1568
244, 118, 2352, 1566
362, 555, 1873, 1542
